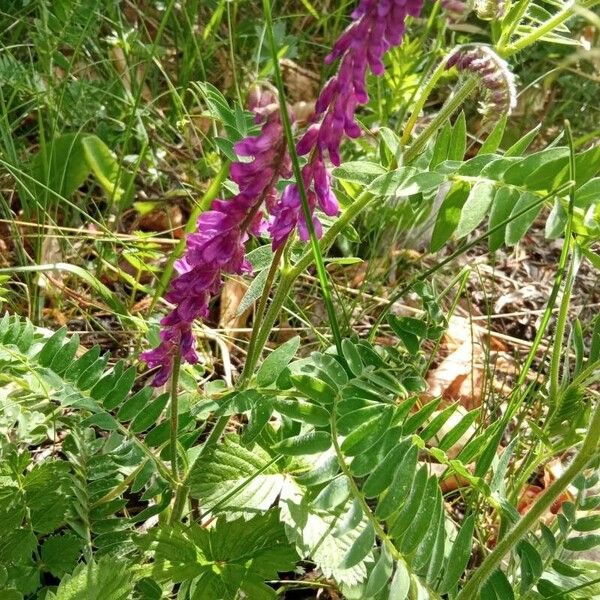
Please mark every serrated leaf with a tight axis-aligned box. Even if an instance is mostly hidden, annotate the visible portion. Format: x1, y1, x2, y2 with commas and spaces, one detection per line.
189, 436, 285, 520
41, 534, 82, 578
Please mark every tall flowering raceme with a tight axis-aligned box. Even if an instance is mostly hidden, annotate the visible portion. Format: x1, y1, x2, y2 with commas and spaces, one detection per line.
269, 0, 424, 249
142, 90, 291, 385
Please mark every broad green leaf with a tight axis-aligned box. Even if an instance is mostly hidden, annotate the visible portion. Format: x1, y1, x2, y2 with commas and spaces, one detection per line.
274, 431, 332, 455
291, 374, 336, 404
438, 408, 480, 451
341, 405, 395, 456
129, 393, 169, 433
279, 478, 372, 586
488, 186, 518, 251
342, 339, 363, 376
117, 387, 153, 422
189, 436, 285, 520
437, 513, 475, 594
368, 168, 420, 197
399, 476, 440, 554
333, 498, 363, 537
296, 453, 339, 487
430, 122, 452, 169
336, 405, 385, 436
545, 198, 568, 239
257, 336, 300, 387
412, 489, 443, 571
37, 327, 68, 366
518, 539, 543, 594
48, 555, 134, 600
241, 396, 272, 445
564, 534, 600, 551
29, 133, 89, 199
388, 465, 428, 538
41, 534, 82, 578
403, 397, 442, 434
456, 182, 496, 238
503, 147, 569, 187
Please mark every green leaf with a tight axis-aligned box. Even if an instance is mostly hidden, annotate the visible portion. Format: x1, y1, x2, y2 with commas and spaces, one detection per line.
518, 539, 543, 594
81, 135, 125, 203
365, 546, 393, 597
479, 115, 507, 155
290, 374, 336, 404
437, 513, 475, 594
488, 186, 518, 251
189, 436, 285, 520
573, 513, 600, 532
333, 161, 387, 185
37, 327, 68, 366
237, 268, 269, 317
368, 167, 420, 197
449, 112, 467, 161
129, 393, 169, 433
375, 444, 418, 520
430, 181, 470, 252
505, 191, 543, 245
430, 122, 452, 169
545, 197, 568, 239
241, 396, 273, 445
564, 534, 600, 551
342, 339, 363, 376
41, 533, 82, 578
399, 476, 440, 554
313, 476, 351, 510
503, 147, 569, 188
388, 561, 410, 600
504, 124, 541, 156
29, 133, 89, 199
275, 430, 332, 455
339, 521, 375, 569
117, 387, 153, 422
341, 405, 395, 456
456, 182, 496, 238
363, 439, 411, 498
273, 398, 330, 427
279, 479, 372, 586
48, 555, 134, 600
438, 408, 480, 451
257, 337, 300, 387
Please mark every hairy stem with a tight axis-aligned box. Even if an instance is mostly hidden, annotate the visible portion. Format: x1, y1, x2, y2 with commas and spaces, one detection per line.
262, 0, 343, 354
169, 352, 182, 481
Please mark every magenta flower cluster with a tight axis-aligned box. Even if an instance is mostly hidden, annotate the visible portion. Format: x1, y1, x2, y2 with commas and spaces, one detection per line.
269, 0, 423, 249
141, 90, 291, 385
142, 0, 424, 385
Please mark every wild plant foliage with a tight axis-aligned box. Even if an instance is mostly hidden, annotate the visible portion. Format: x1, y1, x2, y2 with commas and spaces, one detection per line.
1, 0, 600, 599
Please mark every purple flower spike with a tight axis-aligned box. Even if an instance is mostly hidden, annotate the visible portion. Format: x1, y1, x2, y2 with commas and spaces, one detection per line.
142, 89, 291, 386
269, 0, 424, 249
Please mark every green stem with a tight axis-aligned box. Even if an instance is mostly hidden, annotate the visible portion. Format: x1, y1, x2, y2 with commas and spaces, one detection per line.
239, 245, 285, 387
502, 0, 600, 57
456, 396, 600, 600
401, 55, 453, 146
243, 189, 374, 377
404, 79, 478, 164
262, 0, 343, 355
